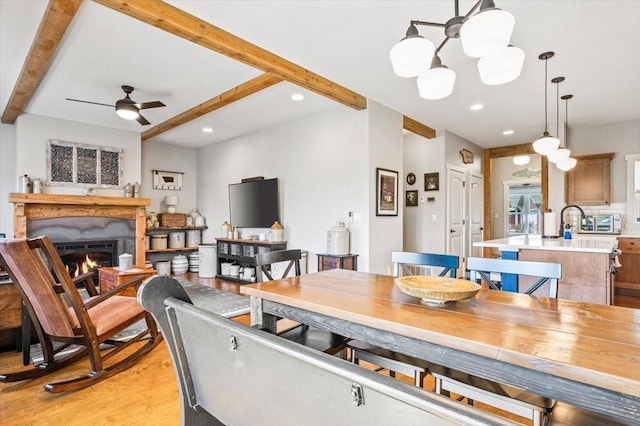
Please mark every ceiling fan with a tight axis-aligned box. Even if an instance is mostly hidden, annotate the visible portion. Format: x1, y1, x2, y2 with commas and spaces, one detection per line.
66, 85, 165, 125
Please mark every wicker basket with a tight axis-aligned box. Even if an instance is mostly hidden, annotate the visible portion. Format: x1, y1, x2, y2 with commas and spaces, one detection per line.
395, 275, 480, 305
158, 213, 187, 227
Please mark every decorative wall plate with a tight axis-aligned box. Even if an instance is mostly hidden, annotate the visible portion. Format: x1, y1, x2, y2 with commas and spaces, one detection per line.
406, 172, 416, 185
460, 149, 474, 164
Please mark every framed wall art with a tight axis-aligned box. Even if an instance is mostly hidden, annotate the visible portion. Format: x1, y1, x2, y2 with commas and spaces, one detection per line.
424, 172, 439, 191
405, 190, 418, 207
47, 139, 122, 188
376, 167, 398, 216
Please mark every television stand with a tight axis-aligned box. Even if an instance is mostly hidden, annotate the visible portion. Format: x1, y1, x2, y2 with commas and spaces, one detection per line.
216, 238, 286, 284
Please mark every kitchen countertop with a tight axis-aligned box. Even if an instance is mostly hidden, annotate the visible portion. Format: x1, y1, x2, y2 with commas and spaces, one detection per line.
474, 235, 617, 253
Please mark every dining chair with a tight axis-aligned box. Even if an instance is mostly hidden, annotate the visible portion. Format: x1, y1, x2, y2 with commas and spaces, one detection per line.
349, 251, 460, 387
431, 256, 562, 425
466, 256, 562, 298
0, 236, 162, 393
254, 249, 350, 356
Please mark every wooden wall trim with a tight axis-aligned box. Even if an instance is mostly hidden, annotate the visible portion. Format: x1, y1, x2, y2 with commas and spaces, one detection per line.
1, 0, 82, 124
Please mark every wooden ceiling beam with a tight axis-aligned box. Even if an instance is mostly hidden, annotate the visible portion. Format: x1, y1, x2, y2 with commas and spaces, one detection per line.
142, 73, 284, 141
1, 0, 82, 124
92, 0, 367, 111
403, 116, 436, 139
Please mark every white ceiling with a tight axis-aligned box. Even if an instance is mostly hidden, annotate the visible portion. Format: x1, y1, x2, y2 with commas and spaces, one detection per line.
2, 1, 639, 149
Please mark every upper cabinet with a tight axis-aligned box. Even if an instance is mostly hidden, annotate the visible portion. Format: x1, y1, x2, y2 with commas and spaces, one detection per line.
565, 153, 614, 205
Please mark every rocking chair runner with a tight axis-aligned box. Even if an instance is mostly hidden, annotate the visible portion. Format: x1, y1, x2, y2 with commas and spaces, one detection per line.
0, 236, 162, 393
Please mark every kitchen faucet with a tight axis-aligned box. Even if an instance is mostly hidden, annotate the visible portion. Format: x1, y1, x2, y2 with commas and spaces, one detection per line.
559, 204, 586, 236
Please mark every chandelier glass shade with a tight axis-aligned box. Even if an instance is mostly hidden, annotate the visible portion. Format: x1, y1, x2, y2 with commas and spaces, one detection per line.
417, 56, 456, 100
513, 155, 530, 166
389, 28, 435, 77
460, 6, 515, 58
477, 45, 525, 85
390, 0, 520, 100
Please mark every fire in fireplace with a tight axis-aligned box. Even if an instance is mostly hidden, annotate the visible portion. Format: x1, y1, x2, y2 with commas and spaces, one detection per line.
54, 240, 117, 280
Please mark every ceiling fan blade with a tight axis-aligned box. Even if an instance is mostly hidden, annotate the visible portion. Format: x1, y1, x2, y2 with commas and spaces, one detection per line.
137, 101, 165, 110
136, 114, 151, 126
65, 98, 114, 108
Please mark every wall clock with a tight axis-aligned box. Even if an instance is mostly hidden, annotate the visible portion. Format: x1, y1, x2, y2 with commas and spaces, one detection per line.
460, 149, 474, 164
406, 172, 416, 185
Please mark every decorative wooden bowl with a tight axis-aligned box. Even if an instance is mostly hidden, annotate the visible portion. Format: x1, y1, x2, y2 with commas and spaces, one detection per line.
395, 275, 481, 306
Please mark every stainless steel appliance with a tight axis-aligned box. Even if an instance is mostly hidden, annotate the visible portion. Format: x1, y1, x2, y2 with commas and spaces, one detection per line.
579, 214, 621, 234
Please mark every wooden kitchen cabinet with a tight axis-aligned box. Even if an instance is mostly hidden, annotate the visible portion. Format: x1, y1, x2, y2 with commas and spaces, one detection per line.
565, 153, 614, 205
616, 237, 640, 297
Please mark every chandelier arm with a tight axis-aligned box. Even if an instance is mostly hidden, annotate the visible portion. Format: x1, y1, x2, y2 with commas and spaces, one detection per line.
435, 37, 451, 54
464, 0, 483, 19
411, 20, 446, 28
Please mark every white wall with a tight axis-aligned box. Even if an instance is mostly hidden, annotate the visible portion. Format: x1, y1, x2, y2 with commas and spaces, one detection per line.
0, 123, 16, 236
367, 101, 404, 275
14, 114, 141, 197
196, 104, 371, 272
142, 141, 198, 215
403, 133, 446, 254
568, 119, 640, 204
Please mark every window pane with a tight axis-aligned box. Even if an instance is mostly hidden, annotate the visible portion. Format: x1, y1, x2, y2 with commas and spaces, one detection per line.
77, 147, 97, 184
101, 150, 120, 186
50, 145, 74, 183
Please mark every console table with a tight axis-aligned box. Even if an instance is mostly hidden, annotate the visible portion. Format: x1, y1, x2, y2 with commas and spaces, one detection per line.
216, 238, 286, 284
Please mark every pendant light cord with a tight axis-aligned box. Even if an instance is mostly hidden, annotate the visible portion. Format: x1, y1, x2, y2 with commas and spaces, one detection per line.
544, 58, 548, 133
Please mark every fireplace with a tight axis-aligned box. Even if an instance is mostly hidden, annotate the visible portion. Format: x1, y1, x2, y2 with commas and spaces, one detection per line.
55, 240, 118, 280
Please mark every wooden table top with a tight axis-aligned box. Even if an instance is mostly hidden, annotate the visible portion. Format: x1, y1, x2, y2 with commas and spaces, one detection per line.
242, 269, 640, 399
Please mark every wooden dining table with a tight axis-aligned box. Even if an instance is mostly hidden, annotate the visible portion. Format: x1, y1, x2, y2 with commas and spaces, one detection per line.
241, 269, 640, 424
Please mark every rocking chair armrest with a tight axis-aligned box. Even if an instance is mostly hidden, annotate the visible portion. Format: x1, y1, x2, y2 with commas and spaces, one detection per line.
73, 271, 98, 297
84, 274, 147, 308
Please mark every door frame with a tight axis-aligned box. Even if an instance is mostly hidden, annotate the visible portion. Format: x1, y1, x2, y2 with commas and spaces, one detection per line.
482, 143, 549, 256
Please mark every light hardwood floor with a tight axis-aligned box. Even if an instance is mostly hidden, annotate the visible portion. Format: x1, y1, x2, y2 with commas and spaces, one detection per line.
1, 273, 638, 425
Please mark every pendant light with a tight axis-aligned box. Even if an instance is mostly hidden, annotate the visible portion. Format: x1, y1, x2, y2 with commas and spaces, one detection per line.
532, 52, 560, 155
513, 155, 530, 166
478, 44, 525, 85
460, 0, 515, 58
417, 54, 456, 100
548, 76, 570, 164
557, 94, 577, 171
390, 24, 434, 78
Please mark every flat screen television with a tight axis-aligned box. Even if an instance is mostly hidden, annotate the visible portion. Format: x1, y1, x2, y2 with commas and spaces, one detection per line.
229, 178, 279, 228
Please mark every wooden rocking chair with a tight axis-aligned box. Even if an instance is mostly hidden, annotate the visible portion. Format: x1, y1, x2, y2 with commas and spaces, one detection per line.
0, 236, 162, 393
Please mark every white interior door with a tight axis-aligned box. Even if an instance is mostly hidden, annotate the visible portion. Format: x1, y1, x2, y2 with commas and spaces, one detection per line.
468, 173, 484, 259
447, 167, 466, 274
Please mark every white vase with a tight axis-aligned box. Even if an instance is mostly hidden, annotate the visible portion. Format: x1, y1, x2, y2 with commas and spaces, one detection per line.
171, 255, 189, 274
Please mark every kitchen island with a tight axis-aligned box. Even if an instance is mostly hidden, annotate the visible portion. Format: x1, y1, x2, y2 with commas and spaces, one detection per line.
474, 235, 617, 305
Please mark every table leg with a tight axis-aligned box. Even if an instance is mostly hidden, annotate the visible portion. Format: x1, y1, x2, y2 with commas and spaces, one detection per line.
250, 296, 277, 332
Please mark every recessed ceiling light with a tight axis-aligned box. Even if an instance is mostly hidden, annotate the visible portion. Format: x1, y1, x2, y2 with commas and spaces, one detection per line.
291, 93, 304, 101
202, 127, 213, 133
470, 103, 484, 111
502, 129, 514, 135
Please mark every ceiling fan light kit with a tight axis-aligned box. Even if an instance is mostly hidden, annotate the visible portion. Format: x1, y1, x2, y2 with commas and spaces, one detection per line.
390, 0, 521, 99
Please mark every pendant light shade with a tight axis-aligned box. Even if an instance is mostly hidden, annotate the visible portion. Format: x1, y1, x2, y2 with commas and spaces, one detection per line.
556, 157, 577, 171
417, 55, 456, 100
477, 45, 524, 85
548, 148, 571, 164
513, 155, 530, 166
533, 133, 560, 155
460, 4, 515, 58
390, 25, 434, 78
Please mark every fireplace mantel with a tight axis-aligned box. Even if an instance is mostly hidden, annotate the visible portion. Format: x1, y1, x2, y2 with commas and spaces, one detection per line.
10, 193, 150, 265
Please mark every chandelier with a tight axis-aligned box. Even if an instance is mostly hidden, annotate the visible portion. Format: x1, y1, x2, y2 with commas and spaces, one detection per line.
390, 0, 524, 100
